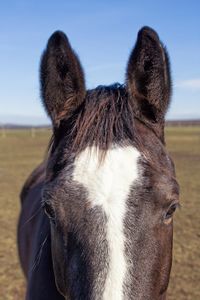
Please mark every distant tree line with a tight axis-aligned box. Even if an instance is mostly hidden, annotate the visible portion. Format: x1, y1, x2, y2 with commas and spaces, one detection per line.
166, 120, 200, 126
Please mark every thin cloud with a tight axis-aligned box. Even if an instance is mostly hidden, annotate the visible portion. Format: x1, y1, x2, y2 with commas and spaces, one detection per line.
175, 79, 200, 90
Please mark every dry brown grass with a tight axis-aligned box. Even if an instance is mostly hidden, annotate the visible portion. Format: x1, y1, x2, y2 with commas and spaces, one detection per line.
0, 126, 199, 299
0, 129, 50, 300
166, 127, 200, 300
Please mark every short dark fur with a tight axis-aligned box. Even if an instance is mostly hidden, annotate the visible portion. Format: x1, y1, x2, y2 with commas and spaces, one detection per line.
18, 27, 179, 300
127, 26, 171, 141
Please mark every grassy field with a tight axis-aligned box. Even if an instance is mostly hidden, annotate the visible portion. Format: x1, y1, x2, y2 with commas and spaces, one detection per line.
0, 127, 199, 299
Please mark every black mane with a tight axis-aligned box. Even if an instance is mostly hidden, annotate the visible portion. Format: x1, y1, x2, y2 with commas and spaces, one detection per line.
50, 83, 136, 156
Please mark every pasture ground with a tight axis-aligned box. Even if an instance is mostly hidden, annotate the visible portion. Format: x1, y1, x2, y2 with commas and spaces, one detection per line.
0, 127, 199, 300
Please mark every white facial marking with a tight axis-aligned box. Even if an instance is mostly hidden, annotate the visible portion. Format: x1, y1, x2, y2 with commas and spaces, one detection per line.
73, 146, 140, 300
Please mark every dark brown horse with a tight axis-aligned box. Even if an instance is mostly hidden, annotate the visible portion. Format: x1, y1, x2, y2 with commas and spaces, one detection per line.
18, 26, 179, 300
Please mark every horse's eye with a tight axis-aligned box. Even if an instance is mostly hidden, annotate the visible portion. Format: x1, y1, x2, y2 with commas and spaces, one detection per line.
43, 201, 55, 221
164, 203, 179, 224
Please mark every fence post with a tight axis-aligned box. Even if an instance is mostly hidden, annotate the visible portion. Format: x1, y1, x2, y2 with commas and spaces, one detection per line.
31, 127, 35, 138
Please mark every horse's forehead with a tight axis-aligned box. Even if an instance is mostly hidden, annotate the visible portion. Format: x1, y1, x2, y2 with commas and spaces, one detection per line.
73, 146, 141, 209
71, 142, 176, 204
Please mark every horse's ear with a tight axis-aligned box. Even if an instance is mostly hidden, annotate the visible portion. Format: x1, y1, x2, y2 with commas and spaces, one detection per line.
40, 31, 86, 126
126, 27, 171, 139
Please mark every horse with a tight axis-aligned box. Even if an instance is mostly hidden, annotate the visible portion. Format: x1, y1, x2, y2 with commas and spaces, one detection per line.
18, 26, 180, 300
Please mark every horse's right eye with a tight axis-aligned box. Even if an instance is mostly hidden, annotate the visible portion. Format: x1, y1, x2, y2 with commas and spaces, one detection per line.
43, 201, 55, 221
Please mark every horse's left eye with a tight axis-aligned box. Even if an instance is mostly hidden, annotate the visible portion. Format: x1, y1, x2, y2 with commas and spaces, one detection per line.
166, 204, 177, 218
164, 203, 179, 224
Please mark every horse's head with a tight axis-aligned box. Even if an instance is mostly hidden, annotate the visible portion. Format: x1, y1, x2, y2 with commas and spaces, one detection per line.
41, 27, 179, 299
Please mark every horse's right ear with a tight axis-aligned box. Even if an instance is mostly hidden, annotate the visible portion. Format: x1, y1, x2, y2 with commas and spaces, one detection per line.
40, 31, 86, 126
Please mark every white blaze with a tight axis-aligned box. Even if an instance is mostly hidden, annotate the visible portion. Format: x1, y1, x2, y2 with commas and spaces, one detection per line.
73, 146, 140, 300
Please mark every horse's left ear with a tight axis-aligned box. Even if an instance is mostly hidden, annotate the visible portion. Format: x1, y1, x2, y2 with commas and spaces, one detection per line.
126, 26, 171, 140
40, 31, 86, 127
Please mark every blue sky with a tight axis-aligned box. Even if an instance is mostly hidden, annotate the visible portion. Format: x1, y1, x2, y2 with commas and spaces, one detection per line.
0, 0, 200, 124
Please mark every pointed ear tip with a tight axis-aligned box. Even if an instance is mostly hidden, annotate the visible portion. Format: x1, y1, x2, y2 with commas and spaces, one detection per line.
138, 26, 160, 42
48, 30, 69, 46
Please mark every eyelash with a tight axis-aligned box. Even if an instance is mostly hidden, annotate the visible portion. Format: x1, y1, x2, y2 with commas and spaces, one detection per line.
42, 201, 56, 221
164, 202, 180, 221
